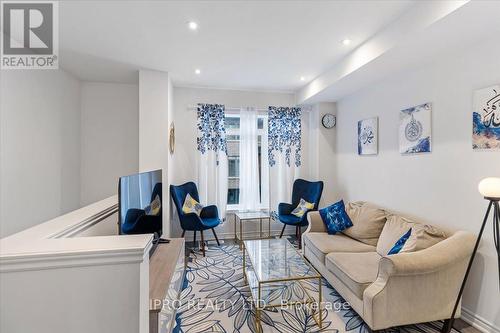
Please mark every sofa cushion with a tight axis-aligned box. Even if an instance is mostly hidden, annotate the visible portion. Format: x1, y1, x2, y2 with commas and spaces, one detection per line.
377, 215, 414, 255
402, 223, 447, 253
303, 232, 376, 263
376, 215, 447, 255
325, 252, 381, 299
343, 201, 387, 246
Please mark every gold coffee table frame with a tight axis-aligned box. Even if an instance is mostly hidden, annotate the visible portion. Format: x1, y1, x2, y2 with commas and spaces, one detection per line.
242, 239, 323, 332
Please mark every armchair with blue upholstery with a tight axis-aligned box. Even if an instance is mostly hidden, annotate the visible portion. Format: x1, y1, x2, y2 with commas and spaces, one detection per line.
277, 179, 324, 248
170, 182, 221, 256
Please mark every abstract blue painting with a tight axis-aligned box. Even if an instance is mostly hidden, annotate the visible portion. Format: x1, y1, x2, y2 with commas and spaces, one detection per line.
473, 85, 500, 150
358, 117, 378, 155
399, 103, 432, 154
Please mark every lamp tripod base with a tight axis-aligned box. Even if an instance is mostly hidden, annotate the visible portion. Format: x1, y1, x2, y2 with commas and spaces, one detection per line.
441, 199, 500, 333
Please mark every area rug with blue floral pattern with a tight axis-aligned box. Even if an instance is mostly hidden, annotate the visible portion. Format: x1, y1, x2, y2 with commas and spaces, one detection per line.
172, 241, 460, 333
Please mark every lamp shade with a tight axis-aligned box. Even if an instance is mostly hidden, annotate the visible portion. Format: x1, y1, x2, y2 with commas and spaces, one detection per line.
478, 177, 500, 199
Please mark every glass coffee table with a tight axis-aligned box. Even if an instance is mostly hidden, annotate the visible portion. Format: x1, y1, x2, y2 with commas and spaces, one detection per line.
234, 211, 271, 242
242, 238, 322, 332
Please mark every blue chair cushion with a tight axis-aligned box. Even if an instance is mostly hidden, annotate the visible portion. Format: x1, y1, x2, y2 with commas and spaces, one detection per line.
388, 228, 412, 255
200, 217, 220, 229
319, 200, 353, 235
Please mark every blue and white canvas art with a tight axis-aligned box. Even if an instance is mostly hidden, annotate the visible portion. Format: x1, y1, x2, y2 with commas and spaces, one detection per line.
357, 117, 378, 155
473, 85, 500, 150
399, 103, 432, 154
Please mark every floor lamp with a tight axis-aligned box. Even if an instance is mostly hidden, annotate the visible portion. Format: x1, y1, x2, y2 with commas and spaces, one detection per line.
442, 177, 500, 333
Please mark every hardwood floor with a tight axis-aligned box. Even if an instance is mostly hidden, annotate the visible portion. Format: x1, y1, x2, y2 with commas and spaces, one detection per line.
453, 318, 481, 333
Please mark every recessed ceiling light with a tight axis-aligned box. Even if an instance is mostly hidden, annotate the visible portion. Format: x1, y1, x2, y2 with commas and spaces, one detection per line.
300, 76, 305, 81
342, 38, 351, 46
195, 69, 201, 75
188, 21, 198, 30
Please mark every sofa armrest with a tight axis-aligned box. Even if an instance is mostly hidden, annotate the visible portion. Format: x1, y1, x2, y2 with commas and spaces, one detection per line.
363, 231, 476, 330
304, 211, 327, 233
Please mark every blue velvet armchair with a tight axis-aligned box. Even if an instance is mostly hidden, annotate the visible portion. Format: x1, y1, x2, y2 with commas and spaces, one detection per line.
277, 179, 324, 248
170, 182, 221, 256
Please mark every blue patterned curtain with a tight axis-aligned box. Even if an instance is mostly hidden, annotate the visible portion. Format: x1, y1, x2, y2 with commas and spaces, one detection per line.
197, 103, 227, 159
268, 106, 302, 167
196, 103, 228, 219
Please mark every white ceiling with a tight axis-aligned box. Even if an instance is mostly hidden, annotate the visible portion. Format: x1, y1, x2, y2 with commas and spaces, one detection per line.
59, 0, 415, 91
298, 0, 500, 103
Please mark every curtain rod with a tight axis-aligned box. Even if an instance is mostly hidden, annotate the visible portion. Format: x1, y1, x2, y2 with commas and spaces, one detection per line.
187, 105, 268, 112
186, 105, 306, 112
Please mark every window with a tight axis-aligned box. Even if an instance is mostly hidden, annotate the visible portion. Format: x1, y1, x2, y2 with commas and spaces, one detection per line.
227, 134, 240, 205
225, 113, 268, 210
225, 117, 240, 129
228, 156, 239, 177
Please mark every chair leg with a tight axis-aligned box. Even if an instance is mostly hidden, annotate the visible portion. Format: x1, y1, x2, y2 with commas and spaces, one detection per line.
298, 226, 302, 249
279, 224, 286, 238
181, 230, 185, 238
212, 228, 220, 246
200, 230, 206, 257
193, 231, 197, 252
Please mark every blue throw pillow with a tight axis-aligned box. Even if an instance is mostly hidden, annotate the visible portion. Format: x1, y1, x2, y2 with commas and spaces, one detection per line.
387, 228, 412, 255
319, 200, 353, 235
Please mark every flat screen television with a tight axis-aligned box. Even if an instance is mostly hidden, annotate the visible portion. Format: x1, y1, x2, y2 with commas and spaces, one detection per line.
118, 169, 162, 237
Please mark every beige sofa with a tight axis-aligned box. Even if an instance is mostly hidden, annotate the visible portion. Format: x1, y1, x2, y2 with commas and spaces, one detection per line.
302, 201, 475, 331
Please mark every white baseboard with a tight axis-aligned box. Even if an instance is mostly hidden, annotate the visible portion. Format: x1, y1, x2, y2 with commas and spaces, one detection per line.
461, 307, 500, 333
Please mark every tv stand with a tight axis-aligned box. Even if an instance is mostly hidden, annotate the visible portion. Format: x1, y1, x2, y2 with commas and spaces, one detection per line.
149, 238, 185, 333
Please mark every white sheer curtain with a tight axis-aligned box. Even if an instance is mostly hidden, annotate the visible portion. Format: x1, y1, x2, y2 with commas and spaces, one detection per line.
269, 154, 301, 211
260, 117, 270, 211
198, 152, 228, 219
239, 107, 260, 211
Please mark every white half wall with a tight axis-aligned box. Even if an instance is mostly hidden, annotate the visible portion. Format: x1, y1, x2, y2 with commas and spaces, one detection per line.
1, 260, 145, 333
80, 82, 139, 206
333, 36, 500, 330
0, 70, 81, 238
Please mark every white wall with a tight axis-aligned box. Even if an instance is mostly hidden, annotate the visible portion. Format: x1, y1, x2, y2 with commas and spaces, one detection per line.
80, 82, 139, 206
139, 70, 172, 237
171, 86, 297, 238
306, 102, 337, 205
0, 70, 81, 237
1, 73, 140, 237
333, 37, 500, 329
